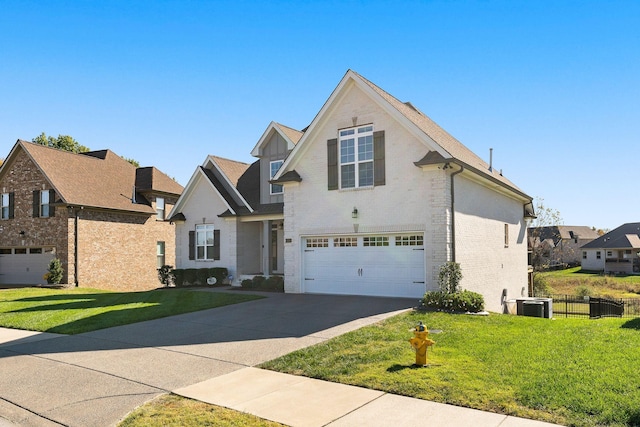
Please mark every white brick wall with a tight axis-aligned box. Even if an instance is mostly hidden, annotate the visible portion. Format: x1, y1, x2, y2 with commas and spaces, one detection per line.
282, 82, 529, 312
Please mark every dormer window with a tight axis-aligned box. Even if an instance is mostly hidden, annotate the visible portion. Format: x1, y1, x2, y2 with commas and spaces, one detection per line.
270, 160, 283, 194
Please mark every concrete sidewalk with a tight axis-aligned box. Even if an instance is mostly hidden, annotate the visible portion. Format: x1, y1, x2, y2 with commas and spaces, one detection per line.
175, 367, 561, 427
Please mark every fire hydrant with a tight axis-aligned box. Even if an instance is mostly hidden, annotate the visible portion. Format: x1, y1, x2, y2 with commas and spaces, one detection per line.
409, 321, 435, 366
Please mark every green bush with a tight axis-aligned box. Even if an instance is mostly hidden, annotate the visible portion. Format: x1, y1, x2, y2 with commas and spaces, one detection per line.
157, 265, 174, 287
575, 285, 593, 297
171, 268, 229, 286
533, 273, 553, 296
422, 289, 485, 313
183, 269, 198, 286
45, 258, 64, 285
252, 275, 266, 288
207, 268, 228, 285
438, 261, 462, 294
264, 275, 284, 292
241, 279, 254, 288
173, 269, 185, 287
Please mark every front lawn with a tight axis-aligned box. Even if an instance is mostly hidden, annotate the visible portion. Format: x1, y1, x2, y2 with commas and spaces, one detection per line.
0, 287, 262, 334
261, 311, 640, 427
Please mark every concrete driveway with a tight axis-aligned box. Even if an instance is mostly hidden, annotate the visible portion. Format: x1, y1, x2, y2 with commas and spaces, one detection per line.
0, 290, 416, 426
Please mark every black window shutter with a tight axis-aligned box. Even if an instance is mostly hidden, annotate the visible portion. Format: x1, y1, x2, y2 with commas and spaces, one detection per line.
213, 229, 221, 260
373, 131, 385, 186
327, 138, 338, 190
8, 192, 14, 219
188, 231, 195, 260
33, 191, 40, 218
49, 189, 56, 217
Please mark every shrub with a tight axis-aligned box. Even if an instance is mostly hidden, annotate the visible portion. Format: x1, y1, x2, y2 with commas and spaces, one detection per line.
207, 268, 228, 285
438, 262, 462, 294
264, 275, 284, 292
157, 265, 174, 287
184, 269, 198, 286
575, 285, 593, 297
173, 269, 186, 287
533, 273, 553, 296
422, 289, 485, 313
241, 279, 254, 289
252, 275, 266, 288
46, 258, 64, 285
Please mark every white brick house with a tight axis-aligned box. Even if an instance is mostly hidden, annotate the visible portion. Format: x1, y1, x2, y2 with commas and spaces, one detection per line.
170, 70, 534, 312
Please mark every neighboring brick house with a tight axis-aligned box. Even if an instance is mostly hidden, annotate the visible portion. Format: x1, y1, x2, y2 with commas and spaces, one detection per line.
581, 223, 640, 274
527, 225, 600, 269
0, 140, 183, 290
170, 71, 535, 312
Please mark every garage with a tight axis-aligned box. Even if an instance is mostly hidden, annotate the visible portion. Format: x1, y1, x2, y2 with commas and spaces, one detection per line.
0, 247, 56, 285
302, 234, 426, 298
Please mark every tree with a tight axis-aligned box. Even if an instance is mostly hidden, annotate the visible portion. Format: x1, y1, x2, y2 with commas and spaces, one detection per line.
32, 132, 90, 153
528, 198, 564, 271
32, 133, 140, 166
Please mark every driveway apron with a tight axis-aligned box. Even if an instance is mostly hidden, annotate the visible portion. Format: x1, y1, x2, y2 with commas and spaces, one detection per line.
0, 291, 416, 426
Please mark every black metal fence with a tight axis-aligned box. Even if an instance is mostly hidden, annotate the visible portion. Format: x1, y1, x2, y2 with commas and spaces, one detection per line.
542, 294, 640, 319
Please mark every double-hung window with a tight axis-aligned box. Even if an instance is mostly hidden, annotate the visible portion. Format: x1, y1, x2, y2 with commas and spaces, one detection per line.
340, 125, 373, 188
156, 197, 165, 220
270, 160, 283, 194
40, 190, 50, 218
1, 193, 11, 220
196, 224, 215, 260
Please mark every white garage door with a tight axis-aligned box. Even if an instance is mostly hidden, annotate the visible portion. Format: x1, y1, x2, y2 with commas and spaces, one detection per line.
0, 248, 56, 285
303, 234, 425, 298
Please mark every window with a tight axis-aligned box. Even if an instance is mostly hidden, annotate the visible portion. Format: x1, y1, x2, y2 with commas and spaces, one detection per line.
340, 125, 374, 188
156, 197, 165, 220
196, 224, 215, 260
607, 251, 613, 257
596, 251, 601, 259
0, 193, 11, 220
334, 237, 358, 247
306, 238, 329, 248
29, 248, 42, 254
157, 241, 165, 268
34, 190, 54, 218
363, 236, 389, 247
270, 160, 283, 194
0, 248, 11, 254
583, 251, 587, 259
14, 248, 27, 254
396, 235, 424, 246
40, 190, 50, 217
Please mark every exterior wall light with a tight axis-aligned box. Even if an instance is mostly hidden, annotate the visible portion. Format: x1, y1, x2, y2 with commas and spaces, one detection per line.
352, 207, 358, 219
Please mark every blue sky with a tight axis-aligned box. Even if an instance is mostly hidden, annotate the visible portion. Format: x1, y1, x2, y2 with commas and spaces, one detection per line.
1, 0, 638, 230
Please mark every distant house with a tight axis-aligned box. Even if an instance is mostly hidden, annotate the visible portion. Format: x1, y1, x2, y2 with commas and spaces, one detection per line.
528, 225, 600, 268
0, 140, 183, 289
169, 70, 535, 312
581, 223, 640, 274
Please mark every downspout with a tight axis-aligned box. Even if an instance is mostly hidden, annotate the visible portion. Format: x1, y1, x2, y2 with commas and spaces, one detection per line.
74, 207, 81, 287
450, 165, 464, 262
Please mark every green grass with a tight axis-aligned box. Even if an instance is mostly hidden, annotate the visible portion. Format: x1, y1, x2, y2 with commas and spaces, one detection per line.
261, 311, 640, 427
0, 287, 262, 334
540, 267, 640, 297
119, 394, 285, 427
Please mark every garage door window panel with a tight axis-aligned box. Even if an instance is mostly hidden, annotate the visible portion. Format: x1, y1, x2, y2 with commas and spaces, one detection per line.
363, 236, 389, 247
396, 235, 424, 246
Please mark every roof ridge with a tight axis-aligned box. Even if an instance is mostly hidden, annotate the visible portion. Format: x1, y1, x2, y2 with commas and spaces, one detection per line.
209, 154, 249, 166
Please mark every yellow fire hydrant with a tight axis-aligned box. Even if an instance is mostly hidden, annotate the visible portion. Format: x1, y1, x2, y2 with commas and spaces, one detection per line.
409, 321, 435, 366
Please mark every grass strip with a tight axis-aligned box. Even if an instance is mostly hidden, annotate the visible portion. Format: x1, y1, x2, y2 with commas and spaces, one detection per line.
0, 287, 262, 334
119, 394, 285, 427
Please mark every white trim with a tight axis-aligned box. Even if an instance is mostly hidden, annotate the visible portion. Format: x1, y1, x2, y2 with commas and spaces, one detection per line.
251, 121, 298, 157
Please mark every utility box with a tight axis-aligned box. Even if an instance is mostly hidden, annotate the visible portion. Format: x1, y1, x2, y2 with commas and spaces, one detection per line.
516, 298, 553, 318
522, 301, 544, 318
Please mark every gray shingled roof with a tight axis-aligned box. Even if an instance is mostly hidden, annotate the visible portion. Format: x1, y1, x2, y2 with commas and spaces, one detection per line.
581, 223, 640, 249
